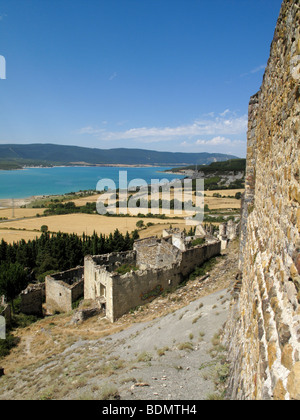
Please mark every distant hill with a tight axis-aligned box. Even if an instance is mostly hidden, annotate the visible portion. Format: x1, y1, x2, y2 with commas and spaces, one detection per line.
168, 158, 246, 174
167, 158, 246, 190
0, 143, 239, 169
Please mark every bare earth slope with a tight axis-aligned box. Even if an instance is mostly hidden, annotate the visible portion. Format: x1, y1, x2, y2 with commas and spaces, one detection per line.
0, 241, 239, 400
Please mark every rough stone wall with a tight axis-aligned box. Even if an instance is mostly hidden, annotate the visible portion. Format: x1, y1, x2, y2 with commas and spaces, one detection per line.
226, 0, 300, 400
179, 241, 221, 278
84, 257, 115, 321
90, 251, 136, 272
20, 283, 45, 316
134, 237, 181, 269
239, 93, 259, 269
85, 240, 221, 322
111, 241, 221, 321
110, 265, 182, 322
46, 267, 84, 314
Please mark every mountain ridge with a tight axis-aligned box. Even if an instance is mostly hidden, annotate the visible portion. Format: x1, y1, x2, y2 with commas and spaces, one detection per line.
0, 143, 241, 168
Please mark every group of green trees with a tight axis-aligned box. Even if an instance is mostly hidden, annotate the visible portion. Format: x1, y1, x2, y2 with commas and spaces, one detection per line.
0, 229, 139, 305
43, 201, 97, 216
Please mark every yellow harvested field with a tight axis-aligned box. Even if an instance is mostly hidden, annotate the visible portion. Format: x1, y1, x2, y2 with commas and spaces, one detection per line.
203, 189, 244, 210
69, 190, 243, 212
204, 189, 244, 197
140, 222, 187, 238
0, 187, 243, 243
0, 208, 45, 219
0, 214, 189, 241
205, 197, 241, 210
0, 230, 42, 244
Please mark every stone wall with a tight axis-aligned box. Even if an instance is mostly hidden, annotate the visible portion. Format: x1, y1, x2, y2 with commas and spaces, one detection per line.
90, 251, 136, 272
134, 237, 181, 269
111, 240, 221, 322
46, 267, 84, 314
110, 265, 182, 322
20, 283, 45, 316
179, 241, 221, 278
85, 240, 221, 322
226, 0, 300, 400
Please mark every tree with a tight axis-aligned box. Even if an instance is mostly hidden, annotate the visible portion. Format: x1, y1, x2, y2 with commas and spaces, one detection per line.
41, 225, 48, 233
0, 262, 27, 311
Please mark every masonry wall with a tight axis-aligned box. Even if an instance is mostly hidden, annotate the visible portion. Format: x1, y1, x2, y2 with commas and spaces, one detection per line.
20, 283, 45, 316
84, 257, 114, 321
179, 241, 221, 278
134, 237, 181, 269
46, 267, 84, 314
110, 265, 182, 322
111, 241, 221, 322
84, 241, 221, 322
90, 251, 136, 271
226, 0, 300, 400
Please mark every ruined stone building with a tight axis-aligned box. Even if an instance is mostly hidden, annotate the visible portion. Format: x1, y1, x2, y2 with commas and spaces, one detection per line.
46, 267, 84, 314
84, 235, 221, 322
41, 227, 220, 322
225, 0, 300, 400
218, 220, 239, 250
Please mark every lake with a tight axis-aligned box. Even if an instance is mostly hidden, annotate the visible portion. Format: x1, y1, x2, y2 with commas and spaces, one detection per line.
0, 166, 185, 199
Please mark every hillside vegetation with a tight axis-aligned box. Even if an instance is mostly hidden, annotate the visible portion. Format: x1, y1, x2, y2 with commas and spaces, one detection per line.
0, 144, 239, 169
169, 159, 246, 174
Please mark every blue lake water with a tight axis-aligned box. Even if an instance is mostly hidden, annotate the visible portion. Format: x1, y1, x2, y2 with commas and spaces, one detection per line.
0, 166, 185, 199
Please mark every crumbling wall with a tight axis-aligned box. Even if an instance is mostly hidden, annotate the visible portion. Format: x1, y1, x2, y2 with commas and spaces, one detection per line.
226, 0, 300, 400
111, 241, 221, 322
46, 266, 84, 314
20, 283, 45, 316
84, 239, 221, 322
180, 241, 221, 277
90, 251, 136, 272
110, 265, 182, 322
134, 237, 181, 269
84, 256, 114, 321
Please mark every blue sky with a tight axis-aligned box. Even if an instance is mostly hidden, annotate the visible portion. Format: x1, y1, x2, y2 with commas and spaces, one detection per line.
0, 0, 283, 158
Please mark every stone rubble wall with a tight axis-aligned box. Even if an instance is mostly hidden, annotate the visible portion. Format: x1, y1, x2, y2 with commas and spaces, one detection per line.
111, 241, 221, 322
134, 237, 181, 269
84, 240, 221, 322
225, 0, 300, 400
20, 283, 45, 316
45, 266, 84, 314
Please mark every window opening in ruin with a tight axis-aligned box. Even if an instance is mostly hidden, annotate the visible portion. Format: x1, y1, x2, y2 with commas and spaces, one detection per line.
100, 284, 106, 298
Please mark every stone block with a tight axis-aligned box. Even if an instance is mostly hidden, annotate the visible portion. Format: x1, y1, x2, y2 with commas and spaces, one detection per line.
287, 362, 300, 400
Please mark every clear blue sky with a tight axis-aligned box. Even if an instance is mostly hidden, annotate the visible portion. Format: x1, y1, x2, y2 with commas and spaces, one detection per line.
0, 0, 283, 158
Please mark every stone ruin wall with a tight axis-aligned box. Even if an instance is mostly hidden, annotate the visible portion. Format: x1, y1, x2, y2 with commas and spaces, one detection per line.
112, 240, 221, 321
46, 266, 84, 314
20, 283, 45, 316
84, 240, 221, 322
89, 251, 136, 272
134, 237, 181, 269
226, 0, 300, 400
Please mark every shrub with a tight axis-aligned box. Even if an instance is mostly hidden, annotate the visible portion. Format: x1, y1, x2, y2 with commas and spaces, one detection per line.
191, 238, 205, 247
115, 264, 138, 275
